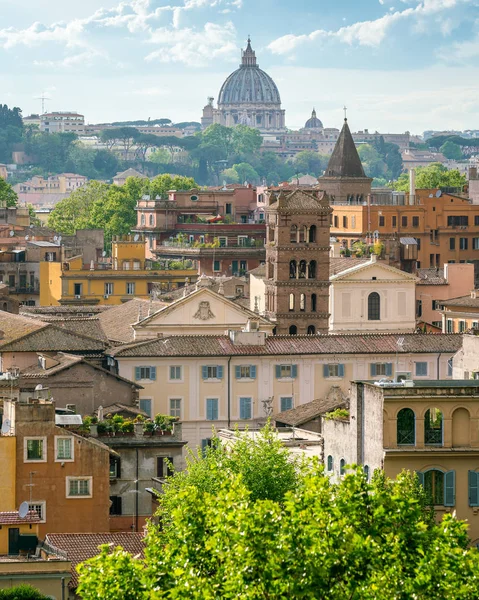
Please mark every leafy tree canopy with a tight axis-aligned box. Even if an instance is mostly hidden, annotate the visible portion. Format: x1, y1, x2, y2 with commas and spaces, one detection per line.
0, 584, 49, 599
393, 163, 467, 192
0, 177, 18, 206
77, 428, 479, 599
440, 140, 463, 160
293, 150, 329, 177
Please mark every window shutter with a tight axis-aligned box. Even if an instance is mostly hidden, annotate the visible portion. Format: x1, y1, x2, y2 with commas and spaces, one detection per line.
291, 365, 298, 378
275, 365, 281, 378
116, 457, 121, 479
217, 366, 223, 379
338, 364, 345, 377
206, 399, 212, 420
250, 365, 256, 379
469, 471, 479, 506
444, 470, 455, 506
135, 367, 141, 380
202, 366, 208, 379
157, 457, 164, 478
201, 439, 209, 453
385, 363, 393, 377
323, 364, 329, 378
416, 471, 424, 486
235, 366, 241, 379
213, 399, 219, 420
150, 367, 157, 381
370, 364, 377, 377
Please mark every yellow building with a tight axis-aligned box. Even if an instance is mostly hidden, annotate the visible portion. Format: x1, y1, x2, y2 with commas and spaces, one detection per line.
40, 236, 198, 306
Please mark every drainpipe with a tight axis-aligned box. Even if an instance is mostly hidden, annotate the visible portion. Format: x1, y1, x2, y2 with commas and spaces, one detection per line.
227, 356, 232, 428
437, 352, 442, 380
61, 577, 65, 600
135, 449, 139, 533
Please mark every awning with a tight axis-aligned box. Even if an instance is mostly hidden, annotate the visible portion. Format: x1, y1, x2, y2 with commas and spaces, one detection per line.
400, 237, 418, 245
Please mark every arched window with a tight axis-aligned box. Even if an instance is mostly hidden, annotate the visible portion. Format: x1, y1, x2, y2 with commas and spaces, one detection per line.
311, 294, 317, 312
397, 408, 415, 445
289, 293, 295, 312
289, 325, 297, 335
340, 459, 346, 476
364, 465, 370, 481
327, 455, 333, 471
299, 260, 307, 279
299, 227, 305, 243
289, 260, 296, 279
141, 214, 146, 226
307, 325, 316, 335
425, 408, 443, 445
309, 225, 316, 243
452, 407, 470, 447
149, 214, 154, 226
290, 225, 297, 243
419, 469, 456, 506
300, 294, 306, 311
308, 260, 316, 279
368, 292, 380, 320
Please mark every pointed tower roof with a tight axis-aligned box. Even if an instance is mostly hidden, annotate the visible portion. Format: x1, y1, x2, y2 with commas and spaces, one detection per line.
325, 119, 366, 178
241, 36, 257, 67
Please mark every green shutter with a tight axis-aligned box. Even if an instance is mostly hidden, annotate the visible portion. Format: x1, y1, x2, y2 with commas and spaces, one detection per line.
135, 367, 141, 380
469, 471, 479, 507
202, 366, 208, 379
250, 365, 256, 379
235, 366, 241, 379
338, 364, 345, 377
291, 365, 298, 378
416, 471, 424, 486
323, 364, 329, 378
385, 363, 393, 377
150, 367, 156, 381
275, 365, 281, 378
370, 364, 377, 377
444, 470, 455, 506
217, 366, 223, 379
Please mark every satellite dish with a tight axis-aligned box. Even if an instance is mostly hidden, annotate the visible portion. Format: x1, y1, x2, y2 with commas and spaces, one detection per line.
9, 230, 14, 237
34, 384, 43, 391
133, 234, 140, 242
429, 194, 433, 198
18, 501, 29, 519
1, 419, 11, 435
53, 235, 58, 242
436, 190, 442, 198
25, 235, 29, 241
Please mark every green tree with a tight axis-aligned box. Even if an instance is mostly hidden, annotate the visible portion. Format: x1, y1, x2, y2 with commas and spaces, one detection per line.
231, 124, 263, 157
221, 167, 240, 183
293, 150, 328, 176
65, 144, 98, 179
148, 148, 171, 165
0, 104, 24, 163
0, 584, 49, 599
393, 163, 467, 192
47, 181, 109, 234
93, 149, 120, 179
231, 162, 259, 184
147, 174, 197, 198
77, 461, 479, 599
440, 140, 463, 160
0, 177, 18, 206
25, 132, 77, 172
358, 144, 386, 178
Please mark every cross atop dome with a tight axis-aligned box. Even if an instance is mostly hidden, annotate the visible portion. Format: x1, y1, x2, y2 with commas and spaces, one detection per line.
241, 36, 257, 67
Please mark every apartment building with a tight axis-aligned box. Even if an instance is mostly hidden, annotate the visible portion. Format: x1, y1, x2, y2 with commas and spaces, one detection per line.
40, 112, 85, 134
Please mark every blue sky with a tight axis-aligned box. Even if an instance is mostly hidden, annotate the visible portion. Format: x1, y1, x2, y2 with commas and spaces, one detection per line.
1, 0, 479, 134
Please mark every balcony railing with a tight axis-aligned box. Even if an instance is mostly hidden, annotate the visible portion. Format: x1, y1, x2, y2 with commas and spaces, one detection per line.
161, 239, 264, 249
9, 285, 40, 294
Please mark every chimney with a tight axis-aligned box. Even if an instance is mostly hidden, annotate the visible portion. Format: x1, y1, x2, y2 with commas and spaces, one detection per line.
469, 166, 478, 180
409, 169, 416, 205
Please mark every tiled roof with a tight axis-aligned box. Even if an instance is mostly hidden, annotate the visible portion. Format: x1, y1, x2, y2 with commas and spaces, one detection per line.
0, 312, 48, 345
249, 264, 266, 277
0, 325, 108, 353
273, 395, 347, 426
329, 257, 370, 276
21, 306, 110, 317
441, 295, 479, 308
416, 268, 447, 286
45, 533, 145, 588
269, 188, 330, 211
114, 168, 147, 180
323, 119, 367, 178
99, 299, 168, 343
98, 403, 149, 417
110, 332, 462, 358
50, 318, 108, 342
0, 511, 40, 525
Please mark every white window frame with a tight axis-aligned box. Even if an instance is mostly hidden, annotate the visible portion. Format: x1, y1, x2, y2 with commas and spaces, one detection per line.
169, 397, 182, 418
55, 436, 74, 462
24, 437, 47, 463
205, 365, 219, 380
327, 364, 342, 378
278, 365, 293, 379
126, 282, 135, 295
169, 365, 183, 382
237, 365, 254, 379
238, 235, 248, 247
66, 476, 93, 499
104, 282, 114, 296
28, 501, 46, 523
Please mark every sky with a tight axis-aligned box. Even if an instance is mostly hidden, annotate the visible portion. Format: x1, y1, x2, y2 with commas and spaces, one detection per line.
1, 0, 479, 135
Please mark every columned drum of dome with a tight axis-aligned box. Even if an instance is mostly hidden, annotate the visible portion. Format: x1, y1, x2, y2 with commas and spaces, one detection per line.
209, 38, 286, 133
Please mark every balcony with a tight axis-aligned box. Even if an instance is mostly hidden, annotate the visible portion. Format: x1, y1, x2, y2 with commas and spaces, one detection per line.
9, 285, 40, 295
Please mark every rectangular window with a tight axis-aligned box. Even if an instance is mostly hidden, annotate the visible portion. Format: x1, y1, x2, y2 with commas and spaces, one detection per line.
447, 319, 454, 333
415, 362, 428, 376
401, 216, 407, 227
55, 437, 73, 461
157, 456, 174, 478
450, 238, 456, 250
126, 282, 135, 295
135, 366, 157, 380
67, 477, 92, 498
235, 365, 257, 379
275, 364, 298, 379
238, 236, 248, 246
202, 365, 223, 380
460, 238, 468, 250
392, 216, 397, 227
240, 260, 247, 273
343, 216, 348, 228
432, 300, 439, 310
280, 397, 293, 412
25, 438, 46, 462
110, 456, 121, 479
218, 237, 227, 247
459, 320, 466, 332
370, 363, 393, 377
74, 283, 82, 296
448, 216, 468, 227
239, 397, 252, 420
169, 366, 182, 381
213, 260, 221, 272
351, 216, 356, 228
104, 283, 114, 296
169, 398, 181, 418
29, 502, 46, 522
225, 203, 232, 215
110, 496, 122, 515
473, 238, 479, 250
206, 398, 219, 421
412, 216, 419, 227
323, 364, 345, 378
379, 216, 385, 226
476, 216, 479, 226
139, 398, 152, 418
447, 359, 453, 377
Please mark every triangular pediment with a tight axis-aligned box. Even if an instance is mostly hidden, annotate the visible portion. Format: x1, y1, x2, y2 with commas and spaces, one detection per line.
270, 188, 330, 211
331, 260, 418, 282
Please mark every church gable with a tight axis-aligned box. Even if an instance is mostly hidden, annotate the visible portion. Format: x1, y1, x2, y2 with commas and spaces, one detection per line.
332, 261, 417, 282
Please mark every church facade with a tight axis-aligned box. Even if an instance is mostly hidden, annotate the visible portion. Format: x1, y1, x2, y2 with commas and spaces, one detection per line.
201, 38, 286, 134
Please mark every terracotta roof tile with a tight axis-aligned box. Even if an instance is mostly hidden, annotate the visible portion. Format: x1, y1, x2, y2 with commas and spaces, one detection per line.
99, 299, 167, 343
416, 268, 447, 286
442, 295, 479, 308
0, 325, 107, 353
0, 511, 40, 525
273, 388, 348, 426
45, 533, 145, 588
0, 312, 48, 345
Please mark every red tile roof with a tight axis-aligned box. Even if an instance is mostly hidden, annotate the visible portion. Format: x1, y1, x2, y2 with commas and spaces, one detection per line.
0, 511, 40, 525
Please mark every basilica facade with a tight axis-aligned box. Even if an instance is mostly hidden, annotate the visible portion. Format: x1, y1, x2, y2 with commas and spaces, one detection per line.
201, 38, 286, 134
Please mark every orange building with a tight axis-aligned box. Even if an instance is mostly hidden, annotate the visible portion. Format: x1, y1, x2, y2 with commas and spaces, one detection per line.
330, 189, 479, 271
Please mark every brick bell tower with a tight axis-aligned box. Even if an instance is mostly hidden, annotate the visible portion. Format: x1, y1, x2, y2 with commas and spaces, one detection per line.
264, 188, 332, 335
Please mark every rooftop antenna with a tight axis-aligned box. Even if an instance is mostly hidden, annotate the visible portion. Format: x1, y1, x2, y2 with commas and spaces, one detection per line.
34, 92, 50, 114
